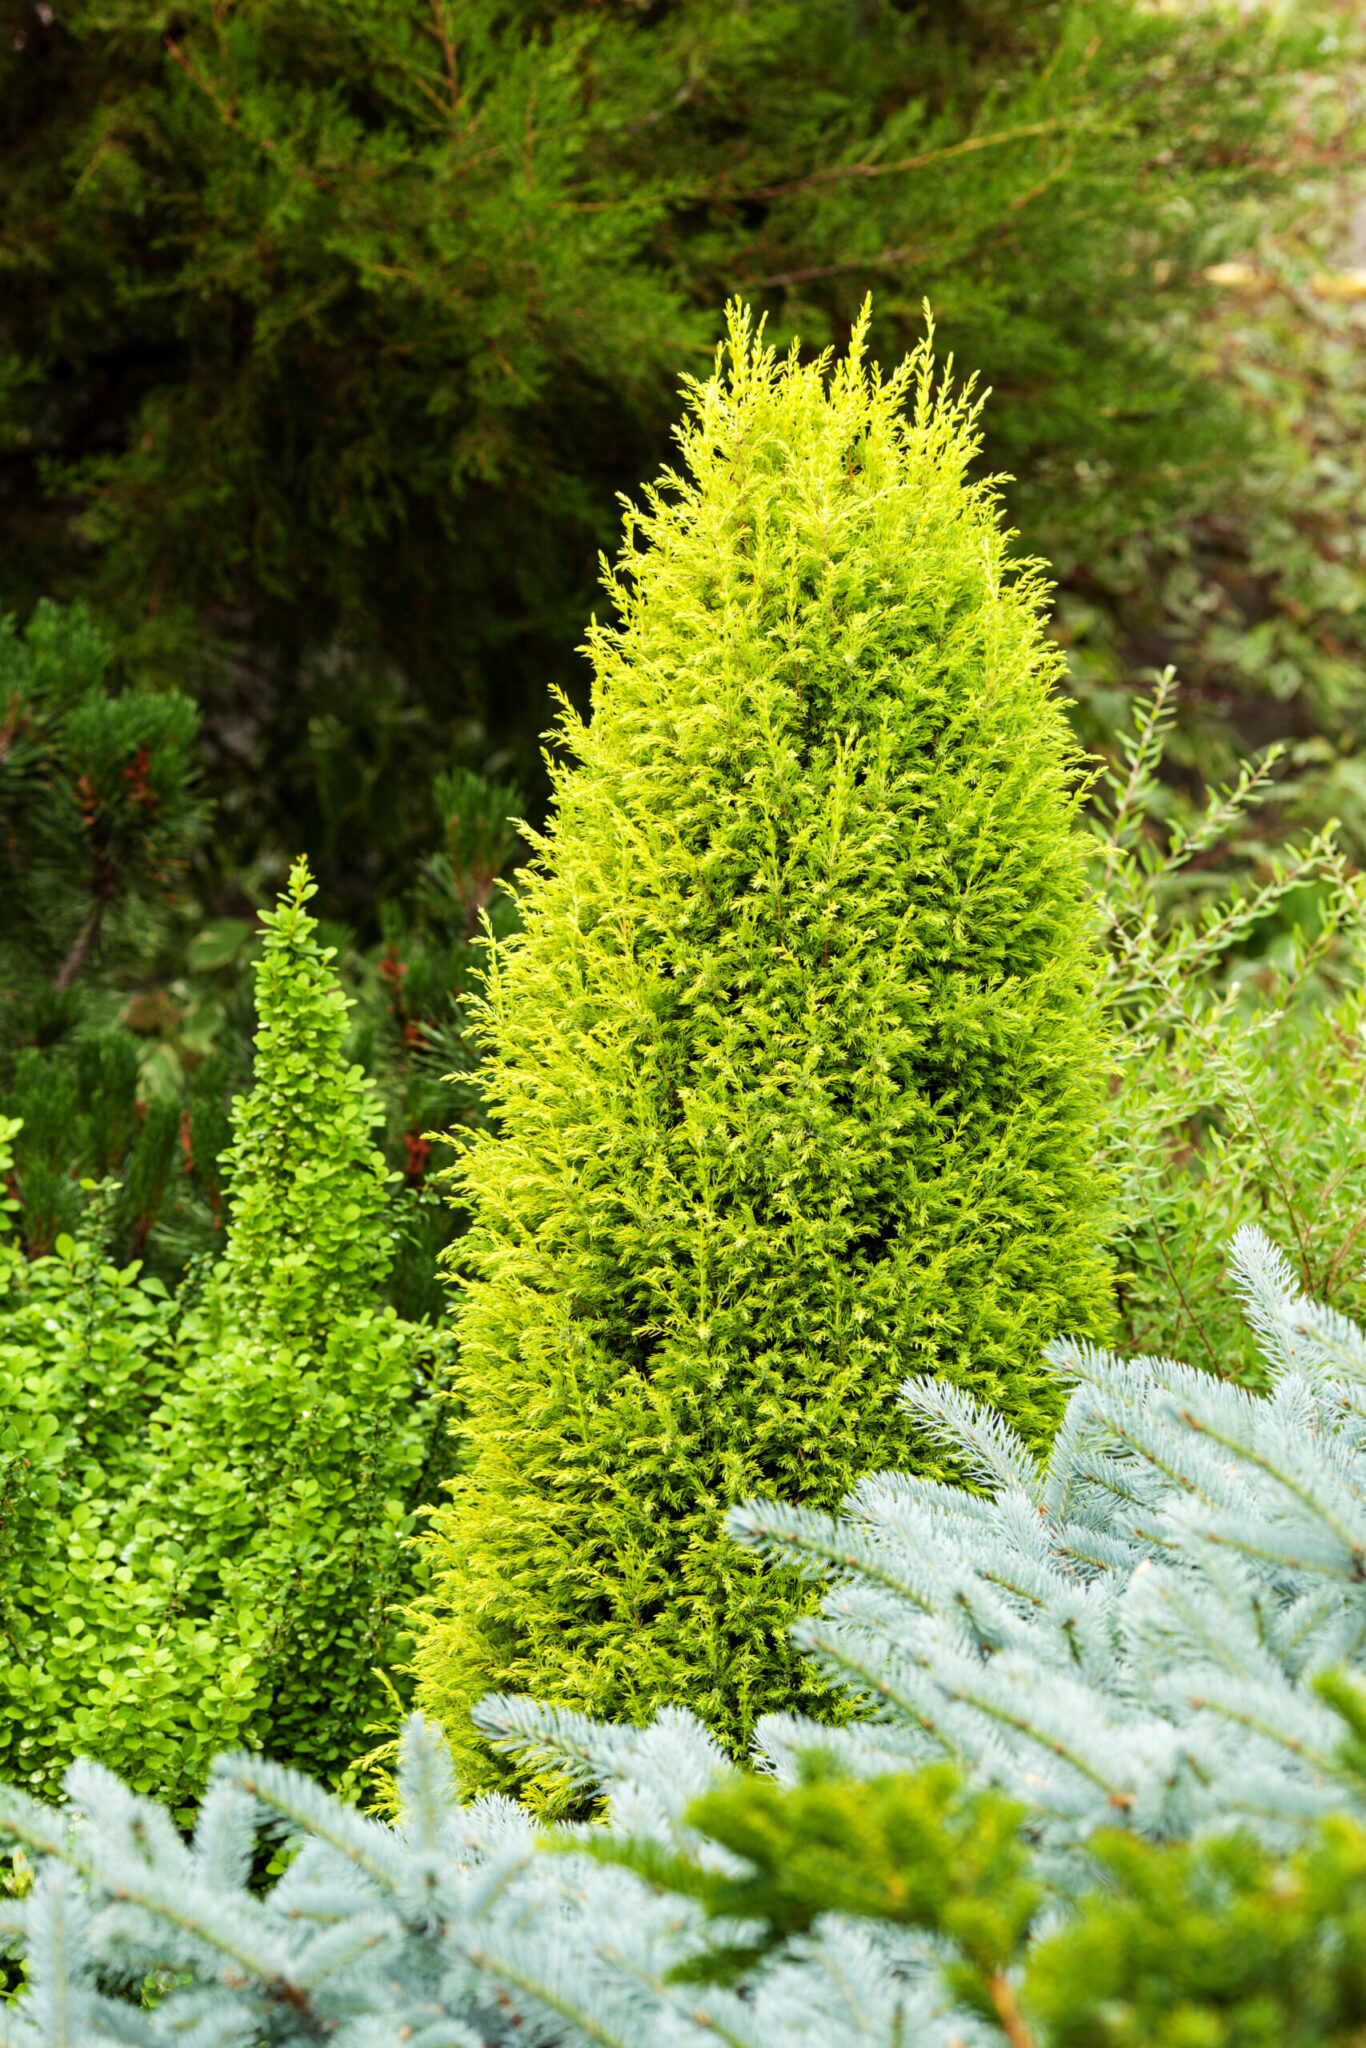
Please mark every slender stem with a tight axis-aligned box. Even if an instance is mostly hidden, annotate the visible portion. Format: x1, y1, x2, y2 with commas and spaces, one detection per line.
989, 1971, 1036, 2048
742, 117, 1081, 202
54, 901, 103, 993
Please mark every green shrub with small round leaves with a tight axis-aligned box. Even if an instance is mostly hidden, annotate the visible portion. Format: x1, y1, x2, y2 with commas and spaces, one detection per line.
0, 865, 452, 1807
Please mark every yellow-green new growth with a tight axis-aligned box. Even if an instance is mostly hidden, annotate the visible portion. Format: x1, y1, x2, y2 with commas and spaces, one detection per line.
417, 302, 1114, 1777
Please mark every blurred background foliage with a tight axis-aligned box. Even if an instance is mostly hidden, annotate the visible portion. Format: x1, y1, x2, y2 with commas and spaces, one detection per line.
1, 0, 1364, 1313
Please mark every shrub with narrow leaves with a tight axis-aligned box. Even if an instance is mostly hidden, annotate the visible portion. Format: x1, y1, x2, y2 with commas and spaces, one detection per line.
9, 1237, 1366, 2045
417, 300, 1114, 1777
706, 1222, 1366, 1849
1089, 669, 1366, 1380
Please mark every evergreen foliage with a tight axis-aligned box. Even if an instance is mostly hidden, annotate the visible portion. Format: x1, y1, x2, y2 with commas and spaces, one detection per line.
695, 1221, 1366, 1843
416, 304, 1114, 1773
355, 764, 526, 1322
0, 601, 203, 1015
0, 864, 449, 1806
0, 0, 1332, 897
7, 1727, 1366, 2048
1025, 1819, 1366, 2046
0, 595, 523, 1296
0, 601, 217, 1261
1060, 132, 1366, 885
9, 1238, 1366, 2043
1090, 672, 1366, 1374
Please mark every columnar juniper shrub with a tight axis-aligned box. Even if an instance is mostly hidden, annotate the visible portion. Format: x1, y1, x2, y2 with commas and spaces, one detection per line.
415, 303, 1115, 1775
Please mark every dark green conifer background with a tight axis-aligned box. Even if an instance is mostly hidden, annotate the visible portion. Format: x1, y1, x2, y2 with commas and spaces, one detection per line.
415, 306, 1114, 1771
0, 0, 1340, 911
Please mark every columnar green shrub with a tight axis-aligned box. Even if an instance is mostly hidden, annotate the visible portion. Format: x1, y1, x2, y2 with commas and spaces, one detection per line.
142, 860, 452, 1785
0, 863, 450, 1804
416, 303, 1114, 1770
206, 861, 394, 1338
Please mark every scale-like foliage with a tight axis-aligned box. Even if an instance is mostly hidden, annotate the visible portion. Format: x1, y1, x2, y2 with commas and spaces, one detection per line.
0, 0, 1332, 902
416, 303, 1114, 1773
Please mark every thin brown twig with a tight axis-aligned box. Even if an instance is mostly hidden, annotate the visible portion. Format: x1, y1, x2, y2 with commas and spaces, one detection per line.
988, 1971, 1036, 2048
1007, 144, 1075, 213
739, 124, 1084, 293
740, 241, 928, 291
1139, 1175, 1223, 1372
54, 903, 103, 995
164, 35, 341, 197
1322, 1207, 1366, 1301
428, 0, 460, 111
740, 117, 1073, 202
1190, 1002, 1322, 1296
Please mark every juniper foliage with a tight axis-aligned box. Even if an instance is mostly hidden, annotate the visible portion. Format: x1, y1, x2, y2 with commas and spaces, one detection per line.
10, 1237, 1366, 2044
416, 302, 1114, 1775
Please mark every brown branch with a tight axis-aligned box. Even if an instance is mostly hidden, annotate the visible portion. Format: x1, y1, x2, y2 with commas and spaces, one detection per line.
428, 0, 460, 112
988, 1971, 1036, 2048
164, 35, 341, 197
740, 117, 1073, 202
1007, 145, 1075, 214
739, 125, 1080, 293
1139, 1174, 1223, 1374
551, 109, 1091, 226
54, 902, 104, 995
739, 241, 928, 291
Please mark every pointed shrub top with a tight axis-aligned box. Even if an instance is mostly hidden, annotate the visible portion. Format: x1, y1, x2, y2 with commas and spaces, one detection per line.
418, 301, 1114, 1769
220, 856, 391, 1330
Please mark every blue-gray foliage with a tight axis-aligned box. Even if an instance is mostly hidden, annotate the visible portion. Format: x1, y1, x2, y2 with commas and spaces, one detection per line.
716, 1221, 1366, 1853
7, 1225, 1366, 2046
